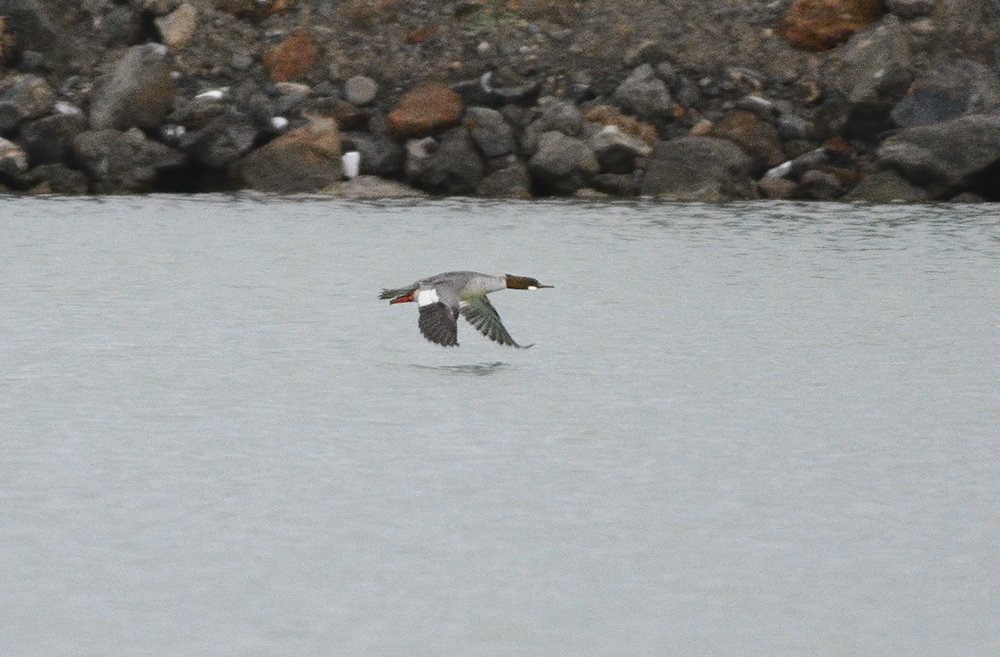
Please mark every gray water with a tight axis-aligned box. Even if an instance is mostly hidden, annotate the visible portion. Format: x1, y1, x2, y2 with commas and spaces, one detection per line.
2, 196, 999, 656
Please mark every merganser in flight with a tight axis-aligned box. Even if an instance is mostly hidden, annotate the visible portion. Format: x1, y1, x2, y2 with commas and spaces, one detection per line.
380, 271, 553, 348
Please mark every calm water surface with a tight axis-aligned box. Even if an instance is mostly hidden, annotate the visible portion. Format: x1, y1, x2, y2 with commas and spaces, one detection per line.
2, 197, 999, 656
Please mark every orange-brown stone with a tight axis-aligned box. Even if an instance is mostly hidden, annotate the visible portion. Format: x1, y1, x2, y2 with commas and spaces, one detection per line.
710, 110, 784, 167
778, 0, 882, 52
387, 84, 463, 138
262, 32, 316, 82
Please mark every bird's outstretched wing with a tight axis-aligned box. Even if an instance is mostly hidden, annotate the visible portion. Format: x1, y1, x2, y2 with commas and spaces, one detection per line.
418, 301, 460, 346
460, 296, 529, 348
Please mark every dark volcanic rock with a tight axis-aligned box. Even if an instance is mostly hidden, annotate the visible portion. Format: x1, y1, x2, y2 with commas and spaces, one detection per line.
73, 129, 185, 193
885, 0, 935, 19
236, 117, 342, 193
876, 114, 1000, 196
588, 126, 652, 174
341, 131, 404, 177
476, 159, 531, 198
522, 100, 585, 153
179, 110, 260, 169
89, 44, 176, 131
710, 109, 784, 171
0, 0, 58, 53
19, 112, 87, 165
404, 128, 484, 195
641, 136, 757, 201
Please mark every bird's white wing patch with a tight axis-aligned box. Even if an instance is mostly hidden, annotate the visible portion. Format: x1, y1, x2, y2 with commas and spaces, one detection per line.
417, 288, 440, 307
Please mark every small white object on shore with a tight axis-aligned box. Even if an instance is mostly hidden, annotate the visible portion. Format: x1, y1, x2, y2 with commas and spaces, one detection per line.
765, 161, 793, 179
270, 116, 289, 131
342, 151, 361, 179
194, 88, 227, 101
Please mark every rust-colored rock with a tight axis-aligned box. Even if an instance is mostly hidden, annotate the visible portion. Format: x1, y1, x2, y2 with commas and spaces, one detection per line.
778, 0, 882, 52
710, 110, 784, 167
262, 31, 316, 82
582, 105, 658, 144
237, 117, 342, 193
387, 83, 463, 138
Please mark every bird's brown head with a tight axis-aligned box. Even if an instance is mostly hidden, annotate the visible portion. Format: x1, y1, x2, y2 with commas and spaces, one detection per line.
505, 274, 553, 290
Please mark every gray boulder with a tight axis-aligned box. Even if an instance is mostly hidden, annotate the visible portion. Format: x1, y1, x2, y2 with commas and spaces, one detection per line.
73, 129, 185, 193
612, 64, 673, 121
522, 100, 585, 153
891, 61, 1000, 128
90, 44, 175, 131
466, 107, 516, 158
0, 74, 55, 133
528, 131, 598, 195
641, 136, 757, 202
876, 113, 1000, 195
824, 15, 913, 135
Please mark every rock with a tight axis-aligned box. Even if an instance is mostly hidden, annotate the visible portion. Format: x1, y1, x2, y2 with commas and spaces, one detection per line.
404, 128, 484, 194
98, 6, 144, 47
710, 109, 784, 171
583, 104, 658, 143
19, 112, 87, 165
776, 114, 813, 141
886, 0, 935, 19
237, 117, 342, 193
528, 130, 599, 195
475, 160, 531, 198
612, 64, 674, 120
778, 0, 883, 51
0, 0, 57, 52
465, 106, 515, 158
320, 175, 425, 199
89, 44, 175, 131
844, 169, 931, 202
588, 125, 652, 174
299, 96, 367, 130
890, 61, 1000, 128
875, 113, 1000, 196
450, 72, 541, 109
824, 15, 913, 136
591, 172, 643, 196
0, 74, 55, 133
795, 169, 842, 199
340, 131, 404, 177
641, 136, 757, 202
0, 136, 29, 179
73, 129, 185, 193
262, 31, 316, 82
757, 176, 798, 199
26, 163, 89, 195
387, 83, 463, 138
344, 75, 377, 106
522, 100, 585, 152
179, 109, 260, 169
155, 3, 197, 49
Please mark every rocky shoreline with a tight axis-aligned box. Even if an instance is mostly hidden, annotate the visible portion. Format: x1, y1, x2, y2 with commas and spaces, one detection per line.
2, 0, 999, 201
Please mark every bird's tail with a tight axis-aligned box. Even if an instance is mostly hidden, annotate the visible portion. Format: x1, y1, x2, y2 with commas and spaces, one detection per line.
379, 286, 417, 301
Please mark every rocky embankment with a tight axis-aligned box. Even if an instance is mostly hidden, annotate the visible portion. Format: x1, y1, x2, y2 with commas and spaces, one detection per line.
2, 0, 1000, 201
